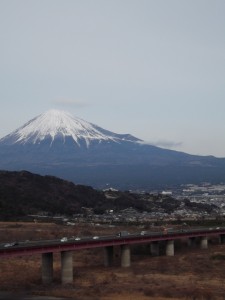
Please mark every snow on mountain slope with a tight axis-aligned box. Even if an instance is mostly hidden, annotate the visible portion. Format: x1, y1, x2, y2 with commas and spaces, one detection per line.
0, 110, 141, 147
1, 110, 225, 189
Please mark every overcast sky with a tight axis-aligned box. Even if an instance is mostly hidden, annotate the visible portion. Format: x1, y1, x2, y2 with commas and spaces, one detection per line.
1, 0, 225, 157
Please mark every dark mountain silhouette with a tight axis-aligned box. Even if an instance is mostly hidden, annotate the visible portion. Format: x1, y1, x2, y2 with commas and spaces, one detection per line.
0, 170, 170, 220
0, 170, 105, 220
0, 170, 217, 221
0, 110, 225, 190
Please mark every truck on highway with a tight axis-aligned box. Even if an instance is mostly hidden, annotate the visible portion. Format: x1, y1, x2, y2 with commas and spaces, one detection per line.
117, 231, 129, 237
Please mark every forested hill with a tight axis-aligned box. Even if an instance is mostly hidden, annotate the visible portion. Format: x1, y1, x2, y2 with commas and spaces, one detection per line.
0, 170, 154, 220
0, 170, 216, 221
0, 170, 107, 220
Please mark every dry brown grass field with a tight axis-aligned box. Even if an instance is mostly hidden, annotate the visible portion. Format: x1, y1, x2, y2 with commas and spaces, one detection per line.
1, 222, 225, 300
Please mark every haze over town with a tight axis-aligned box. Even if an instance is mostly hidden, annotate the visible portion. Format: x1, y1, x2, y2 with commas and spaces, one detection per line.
1, 0, 225, 157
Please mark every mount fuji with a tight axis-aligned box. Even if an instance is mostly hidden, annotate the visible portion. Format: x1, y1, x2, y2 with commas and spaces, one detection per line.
0, 109, 225, 190
0, 110, 140, 147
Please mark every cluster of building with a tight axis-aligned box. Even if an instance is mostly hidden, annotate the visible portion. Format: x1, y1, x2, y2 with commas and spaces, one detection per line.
178, 183, 225, 215
29, 183, 225, 225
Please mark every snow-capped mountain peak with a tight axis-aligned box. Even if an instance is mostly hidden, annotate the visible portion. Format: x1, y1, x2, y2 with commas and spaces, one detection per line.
0, 109, 141, 147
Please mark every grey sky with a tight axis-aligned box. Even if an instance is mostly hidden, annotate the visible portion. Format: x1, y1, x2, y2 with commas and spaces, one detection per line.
1, 0, 225, 156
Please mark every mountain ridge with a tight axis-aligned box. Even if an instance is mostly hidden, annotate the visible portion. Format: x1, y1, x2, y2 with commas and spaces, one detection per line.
0, 170, 217, 221
0, 110, 225, 190
0, 109, 141, 147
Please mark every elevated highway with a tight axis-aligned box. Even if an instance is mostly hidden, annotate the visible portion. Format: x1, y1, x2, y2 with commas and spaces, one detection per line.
1, 227, 225, 284
1, 227, 225, 257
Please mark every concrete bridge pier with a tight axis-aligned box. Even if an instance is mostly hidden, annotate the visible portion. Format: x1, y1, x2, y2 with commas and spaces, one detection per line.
166, 240, 174, 256
150, 241, 159, 256
188, 237, 196, 247
42, 252, 53, 284
200, 236, 208, 249
104, 246, 114, 267
61, 251, 73, 284
121, 245, 131, 267
220, 234, 225, 244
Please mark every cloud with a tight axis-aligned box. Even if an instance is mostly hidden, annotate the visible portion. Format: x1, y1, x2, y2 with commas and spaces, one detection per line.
52, 98, 88, 108
141, 139, 183, 149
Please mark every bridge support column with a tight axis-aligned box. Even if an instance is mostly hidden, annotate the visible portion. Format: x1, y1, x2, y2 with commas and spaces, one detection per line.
166, 240, 174, 256
188, 237, 196, 247
61, 251, 73, 284
200, 236, 208, 249
42, 252, 53, 284
150, 241, 159, 256
121, 245, 130, 267
220, 234, 225, 244
104, 246, 114, 267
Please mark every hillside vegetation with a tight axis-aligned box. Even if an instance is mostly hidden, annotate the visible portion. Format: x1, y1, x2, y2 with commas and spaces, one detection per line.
0, 170, 106, 220
0, 170, 156, 220
0, 170, 216, 221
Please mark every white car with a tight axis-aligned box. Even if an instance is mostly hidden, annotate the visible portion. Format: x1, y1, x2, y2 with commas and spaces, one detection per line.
60, 237, 68, 242
4, 242, 18, 247
75, 237, 81, 241
93, 236, 99, 240
140, 231, 147, 235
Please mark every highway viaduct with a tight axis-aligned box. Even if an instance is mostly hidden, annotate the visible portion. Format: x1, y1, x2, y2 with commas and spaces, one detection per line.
1, 227, 225, 285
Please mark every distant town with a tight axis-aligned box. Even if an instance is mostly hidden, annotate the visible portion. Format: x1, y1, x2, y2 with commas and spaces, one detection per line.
29, 182, 225, 226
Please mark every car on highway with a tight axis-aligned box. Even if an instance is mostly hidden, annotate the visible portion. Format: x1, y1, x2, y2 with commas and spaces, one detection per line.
60, 237, 68, 242
93, 236, 99, 240
140, 231, 147, 235
74, 237, 81, 241
4, 242, 18, 247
